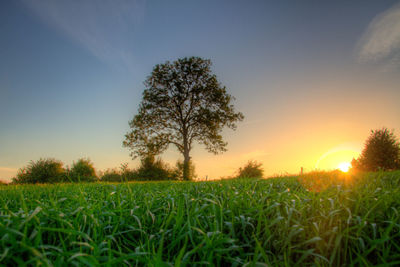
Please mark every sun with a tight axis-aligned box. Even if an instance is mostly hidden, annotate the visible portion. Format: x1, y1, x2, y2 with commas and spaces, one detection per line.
337, 162, 351, 172
315, 144, 360, 172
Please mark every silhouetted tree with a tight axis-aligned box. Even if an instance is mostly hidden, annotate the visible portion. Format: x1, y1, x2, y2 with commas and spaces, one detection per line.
124, 57, 244, 180
352, 128, 400, 171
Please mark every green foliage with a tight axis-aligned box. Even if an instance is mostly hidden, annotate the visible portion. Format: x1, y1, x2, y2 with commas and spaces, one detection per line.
100, 157, 177, 182
352, 128, 400, 171
67, 158, 97, 182
2, 171, 400, 265
173, 160, 196, 180
135, 155, 176, 180
237, 160, 264, 178
124, 57, 244, 180
12, 158, 66, 184
100, 169, 124, 182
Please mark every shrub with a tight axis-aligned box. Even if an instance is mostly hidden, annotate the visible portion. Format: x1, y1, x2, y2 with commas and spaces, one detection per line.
237, 160, 264, 178
100, 158, 178, 182
100, 169, 123, 182
173, 160, 196, 180
13, 158, 66, 184
352, 128, 400, 171
68, 158, 97, 182
134, 155, 176, 181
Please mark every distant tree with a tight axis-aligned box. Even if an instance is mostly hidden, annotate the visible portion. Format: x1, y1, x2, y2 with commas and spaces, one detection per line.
100, 169, 122, 182
100, 157, 176, 182
352, 128, 400, 171
13, 158, 66, 184
237, 160, 264, 178
68, 158, 97, 182
124, 57, 244, 180
100, 169, 123, 182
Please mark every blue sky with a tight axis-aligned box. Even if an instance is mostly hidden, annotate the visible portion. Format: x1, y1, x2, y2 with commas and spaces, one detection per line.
1, 0, 400, 181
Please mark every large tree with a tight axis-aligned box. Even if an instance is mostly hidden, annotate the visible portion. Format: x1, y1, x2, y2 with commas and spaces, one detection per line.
352, 128, 400, 171
124, 57, 244, 180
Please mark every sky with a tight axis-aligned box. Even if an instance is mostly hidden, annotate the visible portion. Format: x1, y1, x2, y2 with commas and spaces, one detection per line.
1, 0, 400, 182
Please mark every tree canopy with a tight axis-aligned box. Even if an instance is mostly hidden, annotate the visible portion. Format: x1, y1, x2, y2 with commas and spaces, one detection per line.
68, 158, 97, 182
237, 160, 264, 178
352, 128, 400, 171
124, 57, 244, 180
13, 158, 65, 184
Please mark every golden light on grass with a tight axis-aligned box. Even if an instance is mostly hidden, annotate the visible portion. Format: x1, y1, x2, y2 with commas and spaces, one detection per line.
337, 162, 351, 172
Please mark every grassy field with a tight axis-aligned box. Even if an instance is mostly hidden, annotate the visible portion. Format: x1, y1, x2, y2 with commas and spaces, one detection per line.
1, 171, 400, 266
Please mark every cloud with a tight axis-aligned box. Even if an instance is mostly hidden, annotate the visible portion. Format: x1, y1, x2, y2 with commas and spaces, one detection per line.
22, 0, 146, 71
358, 3, 400, 70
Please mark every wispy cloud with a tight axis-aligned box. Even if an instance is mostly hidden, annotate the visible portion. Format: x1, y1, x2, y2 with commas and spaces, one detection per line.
22, 0, 146, 71
358, 3, 400, 71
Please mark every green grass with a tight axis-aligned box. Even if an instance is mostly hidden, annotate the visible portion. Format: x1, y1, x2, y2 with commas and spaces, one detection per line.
1, 171, 400, 266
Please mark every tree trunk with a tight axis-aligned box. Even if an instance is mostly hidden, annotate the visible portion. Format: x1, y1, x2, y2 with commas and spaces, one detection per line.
182, 131, 191, 180
183, 149, 190, 181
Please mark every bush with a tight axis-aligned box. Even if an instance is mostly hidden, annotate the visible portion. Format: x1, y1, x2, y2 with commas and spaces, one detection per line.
173, 160, 196, 180
13, 158, 66, 184
134, 155, 176, 181
237, 160, 264, 178
67, 158, 97, 182
100, 169, 124, 182
100, 157, 176, 182
352, 128, 400, 171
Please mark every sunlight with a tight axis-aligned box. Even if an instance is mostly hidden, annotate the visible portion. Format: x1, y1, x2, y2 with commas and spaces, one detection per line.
315, 145, 360, 171
337, 162, 351, 172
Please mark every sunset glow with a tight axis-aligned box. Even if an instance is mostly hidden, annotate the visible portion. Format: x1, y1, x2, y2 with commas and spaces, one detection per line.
315, 146, 360, 173
0, 1, 399, 182
337, 162, 351, 172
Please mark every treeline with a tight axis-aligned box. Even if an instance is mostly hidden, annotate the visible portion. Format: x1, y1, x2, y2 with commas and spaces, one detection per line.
11, 157, 265, 184
12, 156, 193, 184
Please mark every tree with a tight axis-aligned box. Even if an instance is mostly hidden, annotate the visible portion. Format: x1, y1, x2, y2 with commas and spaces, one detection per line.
237, 160, 264, 178
68, 158, 97, 182
124, 57, 244, 180
13, 158, 66, 184
352, 128, 400, 171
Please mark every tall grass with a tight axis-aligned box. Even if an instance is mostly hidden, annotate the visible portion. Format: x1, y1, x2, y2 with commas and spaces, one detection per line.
1, 171, 400, 266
